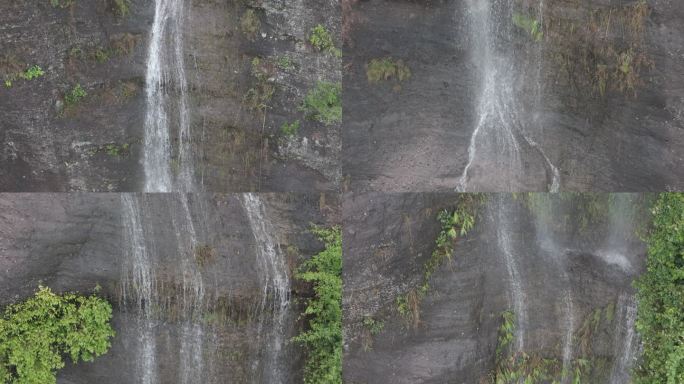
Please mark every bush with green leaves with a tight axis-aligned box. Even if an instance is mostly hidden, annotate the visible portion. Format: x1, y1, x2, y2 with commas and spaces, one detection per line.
65, 84, 87, 105
366, 58, 411, 83
635, 193, 684, 384
309, 25, 341, 58
0, 286, 115, 384
300, 81, 341, 126
512, 12, 543, 42
292, 226, 342, 384
280, 120, 300, 138
396, 195, 482, 327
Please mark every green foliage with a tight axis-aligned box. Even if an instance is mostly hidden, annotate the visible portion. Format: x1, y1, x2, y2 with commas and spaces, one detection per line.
104, 143, 129, 157
50, 0, 74, 9
276, 55, 296, 71
397, 195, 482, 327
64, 84, 87, 105
490, 310, 562, 384
366, 58, 411, 83
0, 286, 114, 384
112, 0, 130, 18
362, 316, 384, 336
308, 25, 341, 58
292, 226, 342, 384
634, 193, 684, 384
243, 57, 275, 111
240, 9, 261, 41
280, 120, 300, 138
19, 66, 44, 81
93, 48, 110, 63
512, 12, 543, 42
300, 81, 342, 126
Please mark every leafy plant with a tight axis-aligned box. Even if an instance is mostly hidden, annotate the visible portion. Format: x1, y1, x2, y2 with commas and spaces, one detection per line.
512, 12, 543, 42
366, 58, 411, 83
292, 226, 342, 384
308, 25, 341, 58
280, 120, 300, 138
300, 81, 342, 126
112, 0, 130, 18
634, 193, 684, 384
240, 9, 261, 41
19, 66, 44, 81
104, 143, 129, 157
0, 286, 115, 384
276, 55, 296, 71
243, 57, 276, 111
362, 316, 384, 336
396, 195, 482, 327
65, 84, 87, 105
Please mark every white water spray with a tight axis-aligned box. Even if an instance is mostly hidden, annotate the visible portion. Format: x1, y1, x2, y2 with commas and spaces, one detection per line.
610, 294, 639, 384
121, 194, 159, 384
143, 0, 194, 192
241, 193, 291, 383
494, 195, 527, 351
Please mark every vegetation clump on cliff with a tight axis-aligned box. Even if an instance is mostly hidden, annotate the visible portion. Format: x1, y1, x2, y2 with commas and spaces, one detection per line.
396, 194, 483, 328
293, 226, 342, 384
635, 193, 684, 384
0, 286, 115, 384
366, 58, 411, 83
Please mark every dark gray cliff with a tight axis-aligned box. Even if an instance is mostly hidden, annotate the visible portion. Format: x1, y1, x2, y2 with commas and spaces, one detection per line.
0, 192, 339, 383
342, 0, 684, 192
0, 0, 340, 192
343, 193, 651, 383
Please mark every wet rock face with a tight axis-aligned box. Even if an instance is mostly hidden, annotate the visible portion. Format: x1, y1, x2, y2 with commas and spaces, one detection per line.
343, 193, 649, 383
342, 0, 684, 192
0, 0, 340, 191
0, 193, 338, 383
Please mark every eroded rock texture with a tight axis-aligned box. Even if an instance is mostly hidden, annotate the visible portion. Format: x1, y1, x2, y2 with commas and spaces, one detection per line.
0, 0, 340, 191
342, 0, 684, 192
0, 192, 339, 383
343, 193, 650, 383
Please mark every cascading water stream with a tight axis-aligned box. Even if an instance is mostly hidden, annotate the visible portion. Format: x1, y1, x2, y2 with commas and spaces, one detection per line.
598, 194, 637, 272
610, 294, 639, 384
241, 194, 291, 384
170, 194, 206, 384
493, 195, 527, 351
121, 194, 159, 384
457, 0, 559, 191
531, 196, 575, 381
143, 0, 194, 192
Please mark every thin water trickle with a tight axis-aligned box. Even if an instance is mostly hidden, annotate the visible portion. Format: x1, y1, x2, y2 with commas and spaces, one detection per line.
610, 295, 639, 384
121, 194, 159, 384
457, 0, 559, 191
143, 0, 194, 192
241, 193, 291, 384
494, 195, 527, 351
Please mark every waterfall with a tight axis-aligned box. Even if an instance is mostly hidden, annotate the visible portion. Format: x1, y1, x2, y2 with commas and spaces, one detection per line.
457, 0, 559, 191
598, 194, 636, 272
121, 194, 159, 384
170, 194, 206, 384
143, 0, 194, 192
121, 194, 207, 383
493, 195, 527, 351
610, 294, 639, 384
241, 194, 291, 384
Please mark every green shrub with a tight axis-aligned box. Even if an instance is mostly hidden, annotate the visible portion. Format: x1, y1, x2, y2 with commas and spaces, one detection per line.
512, 12, 543, 42
240, 9, 261, 41
280, 120, 300, 138
292, 226, 342, 384
366, 58, 411, 83
635, 193, 684, 384
309, 25, 341, 58
112, 0, 130, 17
19, 66, 44, 81
362, 316, 384, 336
0, 286, 115, 384
65, 84, 87, 105
300, 81, 341, 126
